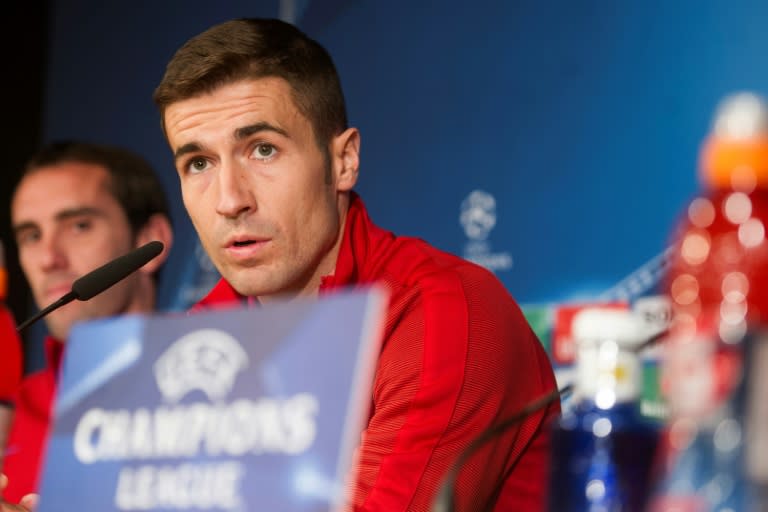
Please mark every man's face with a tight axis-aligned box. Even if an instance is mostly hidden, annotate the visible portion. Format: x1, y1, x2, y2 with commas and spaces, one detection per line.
12, 163, 139, 340
164, 78, 356, 300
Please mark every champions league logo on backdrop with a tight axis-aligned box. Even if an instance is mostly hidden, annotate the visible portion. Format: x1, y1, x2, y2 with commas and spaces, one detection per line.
459, 190, 513, 273
70, 328, 320, 511
460, 190, 496, 240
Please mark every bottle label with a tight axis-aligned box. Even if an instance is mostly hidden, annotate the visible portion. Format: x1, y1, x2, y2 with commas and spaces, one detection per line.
576, 345, 641, 405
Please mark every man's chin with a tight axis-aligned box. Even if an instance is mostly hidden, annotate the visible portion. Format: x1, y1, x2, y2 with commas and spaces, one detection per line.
229, 281, 267, 299
45, 326, 72, 343
224, 267, 277, 299
44, 314, 81, 342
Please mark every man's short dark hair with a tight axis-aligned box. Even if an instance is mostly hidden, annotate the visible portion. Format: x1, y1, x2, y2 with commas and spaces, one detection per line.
153, 18, 348, 152
22, 140, 170, 238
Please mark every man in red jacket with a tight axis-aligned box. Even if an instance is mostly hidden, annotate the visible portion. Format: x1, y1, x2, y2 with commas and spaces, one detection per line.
0, 142, 174, 511
154, 18, 559, 511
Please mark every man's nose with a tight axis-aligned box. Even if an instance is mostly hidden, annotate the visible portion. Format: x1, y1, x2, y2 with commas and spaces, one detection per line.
215, 162, 256, 219
39, 233, 68, 272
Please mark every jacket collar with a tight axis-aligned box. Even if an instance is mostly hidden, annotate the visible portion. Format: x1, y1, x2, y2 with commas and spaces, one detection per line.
44, 336, 65, 377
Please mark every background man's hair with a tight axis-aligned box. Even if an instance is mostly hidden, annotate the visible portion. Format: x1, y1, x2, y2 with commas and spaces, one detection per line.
153, 18, 348, 151
23, 140, 170, 237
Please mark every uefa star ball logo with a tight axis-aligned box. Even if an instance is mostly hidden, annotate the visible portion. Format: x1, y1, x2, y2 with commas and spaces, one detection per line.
459, 190, 513, 273
154, 329, 249, 403
460, 190, 497, 241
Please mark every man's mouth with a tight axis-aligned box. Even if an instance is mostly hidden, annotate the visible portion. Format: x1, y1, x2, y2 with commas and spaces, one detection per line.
224, 237, 270, 261
43, 283, 75, 301
232, 240, 257, 247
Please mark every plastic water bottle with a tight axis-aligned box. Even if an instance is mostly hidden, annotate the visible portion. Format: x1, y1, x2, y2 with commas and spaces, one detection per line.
547, 307, 661, 512
648, 92, 768, 511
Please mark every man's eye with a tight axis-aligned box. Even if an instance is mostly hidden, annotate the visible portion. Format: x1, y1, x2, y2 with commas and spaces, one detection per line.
188, 157, 209, 173
73, 220, 92, 232
254, 144, 277, 160
16, 231, 40, 246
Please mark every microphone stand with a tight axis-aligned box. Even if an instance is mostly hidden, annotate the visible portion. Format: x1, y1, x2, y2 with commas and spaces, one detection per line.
431, 384, 572, 512
14, 241, 164, 334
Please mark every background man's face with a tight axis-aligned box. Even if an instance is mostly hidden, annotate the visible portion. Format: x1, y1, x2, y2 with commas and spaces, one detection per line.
164, 78, 348, 300
12, 163, 139, 340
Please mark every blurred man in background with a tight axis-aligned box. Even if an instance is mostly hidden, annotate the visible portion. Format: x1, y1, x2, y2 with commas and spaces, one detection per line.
0, 141, 173, 510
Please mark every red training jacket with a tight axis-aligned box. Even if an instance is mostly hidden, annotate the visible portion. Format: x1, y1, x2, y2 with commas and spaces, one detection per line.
0, 305, 22, 404
2, 337, 63, 504
196, 193, 559, 511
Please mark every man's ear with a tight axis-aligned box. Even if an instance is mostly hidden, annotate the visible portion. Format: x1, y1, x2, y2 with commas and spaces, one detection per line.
330, 127, 360, 192
134, 213, 174, 275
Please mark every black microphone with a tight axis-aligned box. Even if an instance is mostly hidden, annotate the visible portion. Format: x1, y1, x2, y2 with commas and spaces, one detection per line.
16, 241, 164, 333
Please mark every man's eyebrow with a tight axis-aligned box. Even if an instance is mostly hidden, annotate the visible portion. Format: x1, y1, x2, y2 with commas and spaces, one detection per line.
13, 207, 106, 236
235, 122, 289, 140
12, 220, 37, 237
54, 207, 105, 222
172, 123, 289, 162
173, 142, 202, 162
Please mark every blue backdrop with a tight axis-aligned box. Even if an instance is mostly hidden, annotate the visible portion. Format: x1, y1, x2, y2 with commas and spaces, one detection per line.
39, 0, 768, 310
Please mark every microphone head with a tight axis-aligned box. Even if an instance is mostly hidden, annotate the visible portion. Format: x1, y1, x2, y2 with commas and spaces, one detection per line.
71, 241, 164, 300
